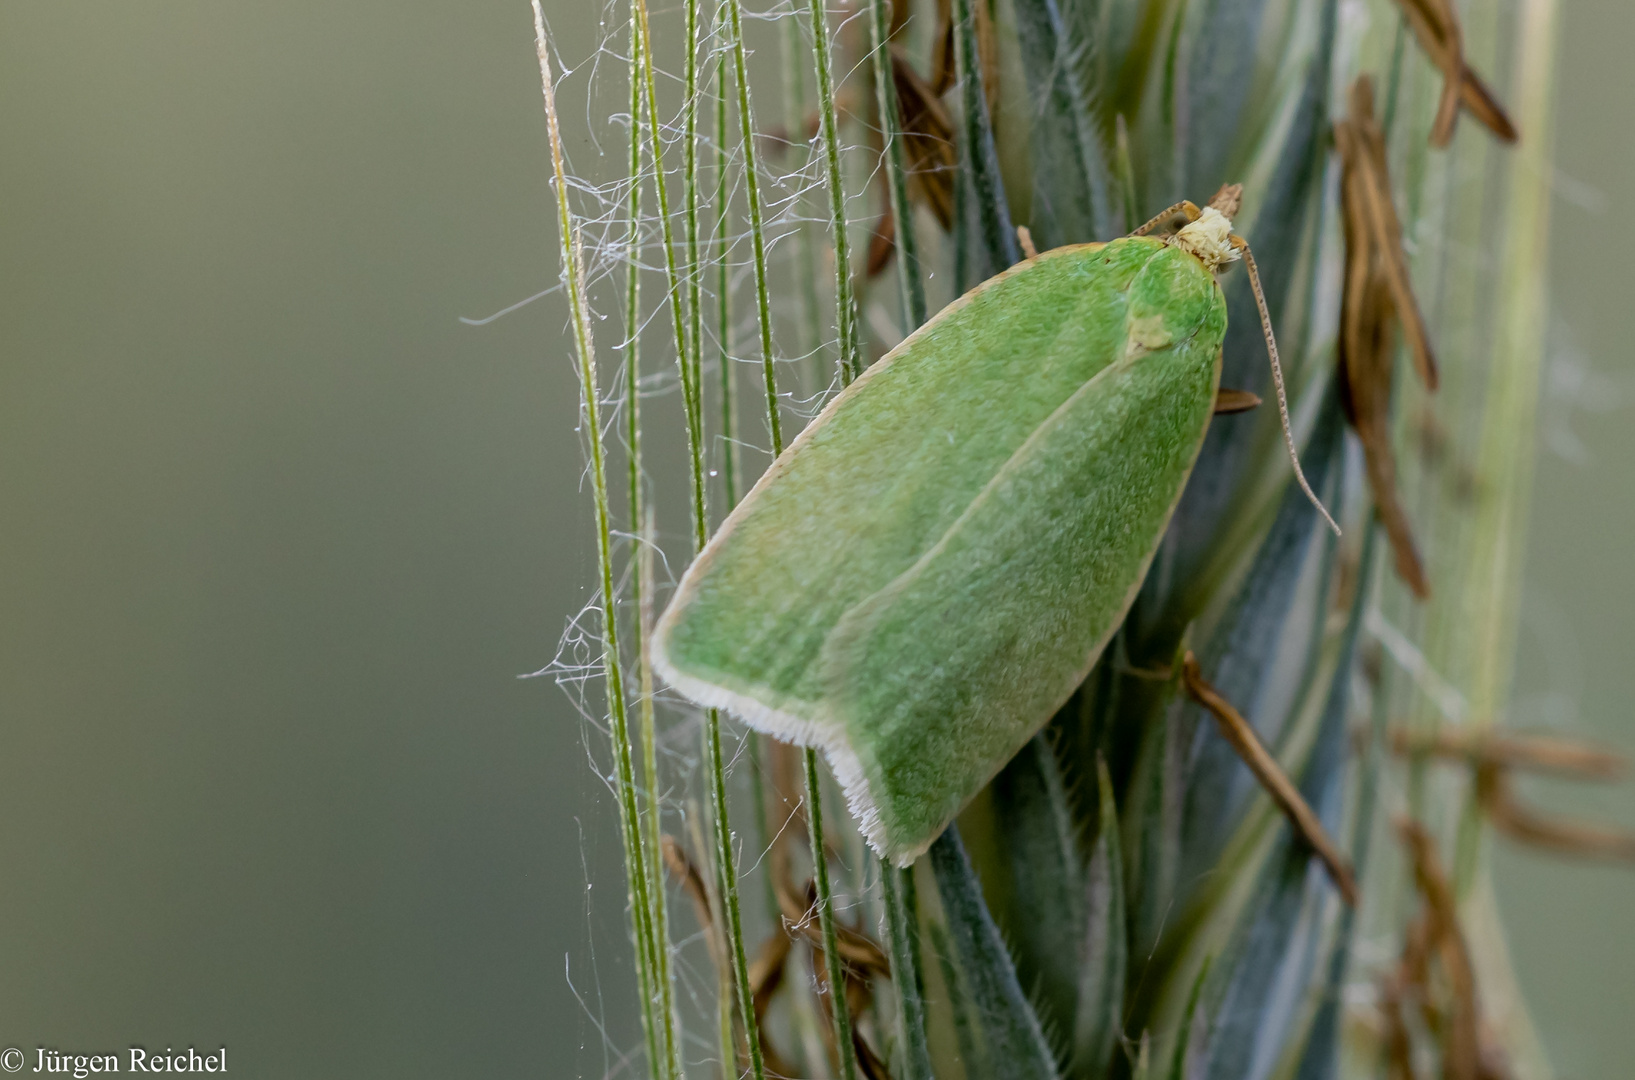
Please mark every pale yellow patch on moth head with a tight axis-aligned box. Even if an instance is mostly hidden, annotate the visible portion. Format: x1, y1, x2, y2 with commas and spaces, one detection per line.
1125, 313, 1174, 357
1169, 206, 1240, 272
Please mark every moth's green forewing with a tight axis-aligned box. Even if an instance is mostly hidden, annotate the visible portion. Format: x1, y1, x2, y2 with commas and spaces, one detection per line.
655, 236, 1227, 864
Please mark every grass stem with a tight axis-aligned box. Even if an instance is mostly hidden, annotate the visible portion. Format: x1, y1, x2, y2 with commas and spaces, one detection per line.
634, 0, 707, 545
625, 11, 684, 1077
715, 49, 740, 514
685, 0, 704, 432
867, 0, 927, 330
532, 9, 669, 1077
727, 0, 781, 456
804, 747, 858, 1080
800, 2, 864, 1072
881, 861, 933, 1080
807, 0, 861, 381
782, 15, 826, 377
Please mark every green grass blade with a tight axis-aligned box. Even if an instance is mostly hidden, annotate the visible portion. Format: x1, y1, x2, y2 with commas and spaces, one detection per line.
1012, 0, 1115, 243
930, 918, 987, 1074
713, 27, 780, 938
989, 734, 1085, 1040
1292, 528, 1381, 1080
1072, 755, 1128, 1079
931, 827, 1061, 1080
882, 861, 934, 1080
1160, 0, 1337, 602
623, 2, 645, 563
1177, 395, 1345, 888
952, 0, 1020, 283
1167, 956, 1212, 1080
1180, 0, 1272, 194
1195, 837, 1313, 1080
1199, 496, 1367, 1080
1112, 114, 1141, 230
1120, 677, 1181, 966
1151, 4, 1186, 210
1131, 1031, 1153, 1080
1084, 0, 1145, 116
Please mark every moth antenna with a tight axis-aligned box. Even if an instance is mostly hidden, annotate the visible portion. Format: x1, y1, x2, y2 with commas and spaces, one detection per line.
1131, 200, 1202, 237
1239, 239, 1342, 536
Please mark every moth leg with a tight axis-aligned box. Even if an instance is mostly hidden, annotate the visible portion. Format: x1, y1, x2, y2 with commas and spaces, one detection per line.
1130, 200, 1202, 238
1015, 224, 1039, 260
1181, 651, 1359, 905
1213, 388, 1263, 414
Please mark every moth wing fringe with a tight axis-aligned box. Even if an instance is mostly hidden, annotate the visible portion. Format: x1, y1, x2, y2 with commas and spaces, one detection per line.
649, 639, 917, 867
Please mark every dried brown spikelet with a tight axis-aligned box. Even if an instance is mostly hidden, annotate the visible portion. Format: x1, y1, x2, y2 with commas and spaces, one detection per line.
1335, 75, 1436, 598
866, 43, 959, 276
1389, 0, 1519, 145
1391, 727, 1635, 862
1182, 652, 1358, 904
1397, 818, 1484, 1080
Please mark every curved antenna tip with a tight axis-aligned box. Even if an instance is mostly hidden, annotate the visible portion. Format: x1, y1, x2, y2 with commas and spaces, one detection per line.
1237, 236, 1341, 537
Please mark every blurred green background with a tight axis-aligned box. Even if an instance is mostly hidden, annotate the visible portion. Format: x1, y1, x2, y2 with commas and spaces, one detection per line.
0, 1, 1627, 1077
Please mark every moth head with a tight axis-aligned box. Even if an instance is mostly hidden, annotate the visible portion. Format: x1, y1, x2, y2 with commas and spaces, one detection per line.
1168, 206, 1241, 272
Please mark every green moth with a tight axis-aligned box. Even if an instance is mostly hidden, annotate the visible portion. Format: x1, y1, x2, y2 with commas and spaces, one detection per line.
654, 196, 1328, 866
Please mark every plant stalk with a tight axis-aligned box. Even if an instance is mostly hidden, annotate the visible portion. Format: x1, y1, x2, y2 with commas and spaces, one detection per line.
867, 0, 927, 330
726, 0, 782, 456
531, 8, 671, 1077
807, 0, 862, 381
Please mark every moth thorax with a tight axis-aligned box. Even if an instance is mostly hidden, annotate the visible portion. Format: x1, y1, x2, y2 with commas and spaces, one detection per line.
1169, 206, 1240, 272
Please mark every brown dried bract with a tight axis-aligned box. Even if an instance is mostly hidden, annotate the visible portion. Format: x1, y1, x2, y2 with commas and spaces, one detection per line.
866, 201, 899, 278
929, 0, 955, 96
1335, 76, 1436, 598
1213, 388, 1263, 414
792, 873, 891, 1079
1391, 727, 1635, 862
777, 876, 891, 981
1379, 948, 1420, 1080
1181, 652, 1359, 904
1389, 0, 1518, 145
866, 43, 958, 276
1207, 182, 1243, 220
972, 0, 1001, 122
1393, 818, 1513, 1080
891, 44, 957, 229
753, 739, 895, 1079
662, 834, 725, 974
662, 834, 800, 1078
1390, 726, 1627, 780
1480, 764, 1635, 862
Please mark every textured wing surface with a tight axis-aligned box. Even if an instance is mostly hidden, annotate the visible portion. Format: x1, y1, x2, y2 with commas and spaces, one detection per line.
658, 239, 1160, 725
823, 246, 1226, 859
